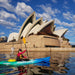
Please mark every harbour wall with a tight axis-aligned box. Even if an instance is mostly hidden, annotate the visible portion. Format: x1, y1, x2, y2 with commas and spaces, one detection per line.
0, 41, 75, 56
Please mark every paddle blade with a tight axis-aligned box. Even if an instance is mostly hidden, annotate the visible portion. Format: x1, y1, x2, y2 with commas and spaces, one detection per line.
23, 37, 26, 44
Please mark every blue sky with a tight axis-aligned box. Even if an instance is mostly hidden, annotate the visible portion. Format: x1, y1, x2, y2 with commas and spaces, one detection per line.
0, 0, 75, 45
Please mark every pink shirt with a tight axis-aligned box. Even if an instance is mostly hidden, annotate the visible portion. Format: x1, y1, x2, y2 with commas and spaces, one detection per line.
17, 50, 27, 58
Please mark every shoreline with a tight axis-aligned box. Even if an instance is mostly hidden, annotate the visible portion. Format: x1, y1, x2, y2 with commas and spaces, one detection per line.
0, 47, 75, 52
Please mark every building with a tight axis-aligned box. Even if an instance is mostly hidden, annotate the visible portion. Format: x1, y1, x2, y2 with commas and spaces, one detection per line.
0, 36, 7, 42
7, 12, 71, 48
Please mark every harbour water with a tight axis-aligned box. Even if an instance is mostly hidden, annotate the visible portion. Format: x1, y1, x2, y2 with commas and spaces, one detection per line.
0, 52, 75, 75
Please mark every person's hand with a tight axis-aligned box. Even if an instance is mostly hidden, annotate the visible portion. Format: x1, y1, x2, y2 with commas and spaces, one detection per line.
25, 49, 27, 51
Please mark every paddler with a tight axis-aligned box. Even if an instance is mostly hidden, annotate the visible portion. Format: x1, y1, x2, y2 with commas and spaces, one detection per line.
16, 49, 28, 73
16, 49, 27, 61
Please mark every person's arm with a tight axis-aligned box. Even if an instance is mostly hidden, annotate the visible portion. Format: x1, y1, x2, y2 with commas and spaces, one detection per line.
19, 50, 26, 55
17, 50, 26, 57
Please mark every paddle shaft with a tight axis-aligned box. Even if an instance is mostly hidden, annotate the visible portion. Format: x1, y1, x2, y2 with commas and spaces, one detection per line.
24, 39, 29, 75
25, 44, 29, 58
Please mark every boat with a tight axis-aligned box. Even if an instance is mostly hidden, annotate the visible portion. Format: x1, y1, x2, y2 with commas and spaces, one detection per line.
0, 57, 50, 67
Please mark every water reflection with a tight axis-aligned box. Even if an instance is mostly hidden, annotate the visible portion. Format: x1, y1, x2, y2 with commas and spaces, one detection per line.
65, 57, 75, 75
53, 52, 75, 75
0, 52, 75, 75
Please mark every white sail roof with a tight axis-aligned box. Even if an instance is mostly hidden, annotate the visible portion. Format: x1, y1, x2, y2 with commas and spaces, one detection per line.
53, 29, 68, 37
7, 33, 19, 42
18, 12, 36, 39
28, 20, 54, 35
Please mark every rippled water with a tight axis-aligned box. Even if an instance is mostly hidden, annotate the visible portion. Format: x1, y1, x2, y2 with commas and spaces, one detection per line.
53, 52, 75, 75
0, 52, 75, 75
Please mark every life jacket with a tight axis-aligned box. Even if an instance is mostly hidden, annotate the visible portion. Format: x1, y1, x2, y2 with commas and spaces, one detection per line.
16, 50, 27, 61
16, 54, 24, 61
20, 54, 24, 59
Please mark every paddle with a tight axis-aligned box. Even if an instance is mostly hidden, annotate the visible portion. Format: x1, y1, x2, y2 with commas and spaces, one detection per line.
22, 37, 29, 58
22, 36, 29, 75
22, 36, 50, 67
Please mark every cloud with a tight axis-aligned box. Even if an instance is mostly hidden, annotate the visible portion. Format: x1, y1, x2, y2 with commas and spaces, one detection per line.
40, 5, 60, 17
55, 26, 65, 30
52, 0, 57, 3
37, 5, 75, 28
6, 27, 12, 29
36, 13, 51, 20
73, 0, 75, 2
63, 22, 75, 27
70, 28, 75, 36
54, 18, 61, 25
13, 28, 20, 31
63, 1, 69, 9
0, 0, 33, 17
62, 22, 72, 27
37, 4, 60, 20
0, 0, 15, 12
25, 0, 31, 2
13, 25, 21, 31
0, 0, 33, 28
0, 32, 5, 35
0, 10, 18, 20
55, 18, 75, 27
65, 28, 75, 37
22, 0, 31, 2
72, 28, 75, 31
63, 12, 72, 20
64, 1, 68, 4
0, 19, 16, 27
63, 5, 69, 9
0, 10, 18, 28
63, 12, 75, 22
15, 2, 33, 17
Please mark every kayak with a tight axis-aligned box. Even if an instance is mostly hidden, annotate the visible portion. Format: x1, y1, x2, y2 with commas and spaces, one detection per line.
0, 57, 50, 67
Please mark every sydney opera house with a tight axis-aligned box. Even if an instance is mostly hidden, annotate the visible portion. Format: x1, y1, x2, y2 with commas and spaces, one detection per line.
7, 12, 71, 48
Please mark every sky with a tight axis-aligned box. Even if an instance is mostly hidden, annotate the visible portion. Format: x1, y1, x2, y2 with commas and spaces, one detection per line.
0, 0, 75, 45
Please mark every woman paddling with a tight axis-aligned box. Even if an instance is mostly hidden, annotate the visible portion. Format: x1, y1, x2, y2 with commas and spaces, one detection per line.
16, 49, 27, 61
16, 49, 28, 73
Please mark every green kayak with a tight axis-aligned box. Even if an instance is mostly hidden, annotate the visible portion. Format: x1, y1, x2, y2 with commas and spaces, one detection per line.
0, 57, 50, 67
